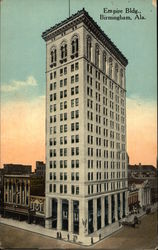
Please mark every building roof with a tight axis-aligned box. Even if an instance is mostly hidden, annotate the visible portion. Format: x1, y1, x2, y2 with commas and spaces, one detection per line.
128, 164, 156, 172
42, 8, 128, 67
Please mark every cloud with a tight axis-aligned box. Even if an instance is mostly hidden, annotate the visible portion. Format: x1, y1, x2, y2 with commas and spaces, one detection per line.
127, 96, 157, 166
1, 76, 37, 92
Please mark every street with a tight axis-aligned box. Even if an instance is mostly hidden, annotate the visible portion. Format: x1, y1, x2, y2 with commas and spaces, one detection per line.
0, 211, 157, 249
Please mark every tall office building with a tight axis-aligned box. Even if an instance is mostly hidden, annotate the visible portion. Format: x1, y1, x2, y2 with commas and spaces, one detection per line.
42, 9, 128, 243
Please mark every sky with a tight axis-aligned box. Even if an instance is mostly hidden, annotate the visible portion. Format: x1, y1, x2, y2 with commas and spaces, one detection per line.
0, 0, 157, 169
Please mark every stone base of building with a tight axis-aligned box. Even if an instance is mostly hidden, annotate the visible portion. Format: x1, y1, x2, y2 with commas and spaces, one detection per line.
45, 220, 122, 245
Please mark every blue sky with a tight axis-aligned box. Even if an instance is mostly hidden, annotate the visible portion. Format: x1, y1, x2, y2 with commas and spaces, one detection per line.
1, 0, 157, 103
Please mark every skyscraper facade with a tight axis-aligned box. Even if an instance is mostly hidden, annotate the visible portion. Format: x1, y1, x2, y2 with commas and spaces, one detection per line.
42, 8, 128, 243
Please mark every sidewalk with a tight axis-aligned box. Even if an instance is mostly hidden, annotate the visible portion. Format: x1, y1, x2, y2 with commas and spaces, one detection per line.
122, 202, 157, 223
0, 203, 157, 246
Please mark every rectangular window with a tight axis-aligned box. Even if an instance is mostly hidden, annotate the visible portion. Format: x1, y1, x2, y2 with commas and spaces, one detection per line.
60, 80, 63, 87
71, 76, 74, 84
64, 78, 67, 86
71, 185, 75, 194
76, 186, 79, 195
71, 87, 74, 95
71, 99, 74, 107
75, 62, 79, 70
60, 68, 63, 76
75, 74, 79, 82
60, 185, 63, 193
71, 173, 75, 181
64, 160, 67, 168
64, 185, 67, 193
64, 67, 67, 75
75, 98, 79, 106
49, 184, 52, 192
71, 64, 74, 72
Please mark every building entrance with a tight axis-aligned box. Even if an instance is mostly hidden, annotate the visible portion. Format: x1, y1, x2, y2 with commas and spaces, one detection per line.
52, 198, 57, 228
73, 200, 79, 234
62, 199, 68, 231
88, 199, 93, 233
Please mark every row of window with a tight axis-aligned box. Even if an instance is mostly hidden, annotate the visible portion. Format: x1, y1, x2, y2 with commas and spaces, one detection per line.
49, 184, 80, 195
49, 182, 126, 195
50, 172, 80, 181
87, 181, 126, 194
50, 35, 79, 68
50, 86, 79, 102
87, 38, 124, 85
49, 159, 126, 170
49, 160, 80, 168
49, 171, 125, 182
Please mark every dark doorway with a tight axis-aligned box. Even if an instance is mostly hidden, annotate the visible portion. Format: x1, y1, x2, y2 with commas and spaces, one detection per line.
105, 196, 108, 226
73, 200, 79, 234
62, 199, 68, 231
97, 198, 101, 230
117, 193, 121, 220
52, 198, 57, 228
123, 192, 126, 218
111, 195, 115, 223
88, 199, 93, 233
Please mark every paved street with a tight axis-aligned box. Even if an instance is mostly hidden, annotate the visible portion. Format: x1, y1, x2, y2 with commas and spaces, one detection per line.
0, 211, 157, 250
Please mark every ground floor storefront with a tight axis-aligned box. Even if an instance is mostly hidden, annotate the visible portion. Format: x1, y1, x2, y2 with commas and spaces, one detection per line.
45, 191, 128, 243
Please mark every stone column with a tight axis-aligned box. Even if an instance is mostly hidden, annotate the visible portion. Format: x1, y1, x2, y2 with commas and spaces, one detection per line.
24, 181, 27, 205
45, 197, 52, 229
120, 192, 123, 218
115, 194, 118, 221
93, 199, 97, 231
16, 181, 18, 204
68, 200, 73, 233
11, 180, 14, 203
20, 182, 22, 204
101, 196, 105, 228
7, 180, 9, 203
57, 198, 62, 230
125, 191, 129, 216
108, 195, 112, 224
79, 198, 88, 237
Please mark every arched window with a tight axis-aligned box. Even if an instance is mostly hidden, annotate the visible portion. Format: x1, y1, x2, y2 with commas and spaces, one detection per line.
109, 57, 113, 78
60, 41, 67, 63
50, 46, 57, 68
95, 44, 100, 67
120, 68, 123, 87
71, 35, 79, 58
87, 36, 92, 61
115, 63, 118, 82
103, 52, 106, 73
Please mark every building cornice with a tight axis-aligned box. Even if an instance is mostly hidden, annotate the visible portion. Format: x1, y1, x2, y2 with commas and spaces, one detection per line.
42, 8, 128, 67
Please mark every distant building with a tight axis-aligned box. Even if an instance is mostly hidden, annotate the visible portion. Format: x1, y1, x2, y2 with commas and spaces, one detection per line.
0, 168, 4, 214
35, 161, 46, 177
128, 163, 157, 203
3, 174, 45, 226
3, 164, 32, 175
128, 163, 157, 178
128, 184, 139, 213
136, 180, 151, 208
30, 195, 45, 226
